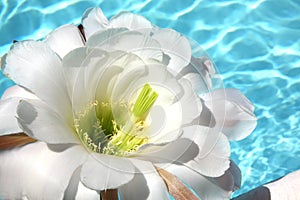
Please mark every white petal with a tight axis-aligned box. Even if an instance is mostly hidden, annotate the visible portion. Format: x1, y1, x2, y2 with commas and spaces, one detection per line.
210, 161, 241, 192
195, 101, 216, 127
128, 63, 182, 98
0, 86, 37, 136
62, 47, 115, 111
63, 167, 81, 200
203, 88, 257, 141
62, 47, 91, 96
151, 28, 192, 74
163, 164, 232, 200
67, 50, 143, 116
82, 7, 109, 39
17, 99, 79, 144
109, 53, 147, 104
86, 28, 127, 48
146, 104, 183, 145
0, 142, 87, 200
109, 12, 152, 31
45, 24, 84, 59
1, 85, 37, 100
63, 48, 145, 115
80, 154, 135, 190
0, 98, 22, 135
94, 63, 123, 104
64, 48, 148, 121
211, 88, 255, 112
64, 167, 99, 200
180, 56, 216, 92
142, 126, 230, 177
86, 29, 163, 61
182, 72, 209, 94
119, 159, 169, 200
63, 48, 131, 117
181, 126, 230, 177
63, 48, 110, 113
136, 136, 199, 165
76, 182, 99, 200
177, 77, 202, 125
3, 41, 72, 121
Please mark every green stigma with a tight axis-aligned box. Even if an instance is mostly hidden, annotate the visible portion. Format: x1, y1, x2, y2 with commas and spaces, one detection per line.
132, 83, 158, 121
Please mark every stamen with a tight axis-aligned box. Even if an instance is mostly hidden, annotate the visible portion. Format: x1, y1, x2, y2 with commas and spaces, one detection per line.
97, 101, 115, 136
104, 129, 149, 156
74, 102, 107, 153
74, 83, 158, 156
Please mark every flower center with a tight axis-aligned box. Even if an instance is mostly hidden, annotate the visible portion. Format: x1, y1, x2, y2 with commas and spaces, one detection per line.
74, 84, 158, 156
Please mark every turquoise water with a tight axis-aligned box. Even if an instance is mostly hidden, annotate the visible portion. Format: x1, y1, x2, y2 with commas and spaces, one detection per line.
1, 0, 300, 198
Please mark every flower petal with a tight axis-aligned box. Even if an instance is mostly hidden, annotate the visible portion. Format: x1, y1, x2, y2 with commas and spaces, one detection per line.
80, 154, 135, 190
63, 167, 81, 200
136, 137, 199, 165
64, 167, 99, 200
179, 56, 216, 92
0, 86, 38, 136
0, 98, 22, 135
141, 126, 230, 177
17, 99, 79, 144
82, 7, 109, 39
182, 73, 209, 94
162, 164, 232, 200
63, 47, 110, 113
151, 29, 192, 74
76, 182, 99, 200
177, 78, 202, 125
109, 12, 152, 31
1, 85, 37, 100
2, 41, 72, 121
45, 24, 85, 59
119, 159, 169, 200
108, 53, 147, 104
194, 101, 216, 127
210, 161, 241, 192
0, 142, 87, 200
86, 28, 127, 48
181, 125, 230, 177
146, 104, 183, 145
203, 88, 257, 141
61, 47, 92, 96
125, 63, 182, 99
86, 28, 163, 62
62, 47, 119, 110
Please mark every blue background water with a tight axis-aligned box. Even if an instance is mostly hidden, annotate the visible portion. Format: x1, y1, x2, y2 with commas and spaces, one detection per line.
1, 0, 300, 198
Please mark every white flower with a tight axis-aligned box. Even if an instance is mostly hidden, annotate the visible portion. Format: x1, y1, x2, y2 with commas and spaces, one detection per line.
0, 7, 257, 200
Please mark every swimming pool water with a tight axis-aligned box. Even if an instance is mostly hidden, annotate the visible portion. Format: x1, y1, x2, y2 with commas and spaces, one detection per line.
1, 0, 300, 197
